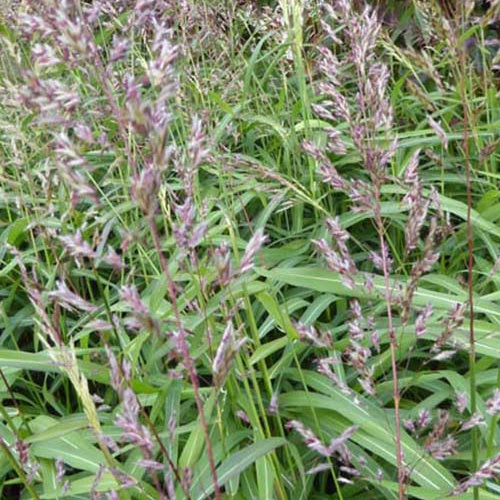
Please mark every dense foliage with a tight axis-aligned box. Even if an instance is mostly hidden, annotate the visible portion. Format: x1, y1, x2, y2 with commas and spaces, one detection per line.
0, 1, 499, 499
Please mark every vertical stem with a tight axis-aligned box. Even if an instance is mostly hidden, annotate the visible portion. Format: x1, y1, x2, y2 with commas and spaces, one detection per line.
455, 6, 479, 493
148, 218, 221, 500
459, 47, 479, 500
375, 201, 404, 500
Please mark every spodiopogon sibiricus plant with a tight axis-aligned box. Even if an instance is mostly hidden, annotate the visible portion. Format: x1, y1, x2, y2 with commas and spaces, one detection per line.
0, 0, 499, 499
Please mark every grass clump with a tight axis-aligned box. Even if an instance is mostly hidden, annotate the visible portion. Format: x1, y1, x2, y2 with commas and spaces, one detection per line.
0, 1, 499, 499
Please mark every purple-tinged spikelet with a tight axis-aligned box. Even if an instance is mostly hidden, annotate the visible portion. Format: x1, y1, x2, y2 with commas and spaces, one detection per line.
452, 455, 500, 495
486, 389, 500, 415
239, 229, 268, 274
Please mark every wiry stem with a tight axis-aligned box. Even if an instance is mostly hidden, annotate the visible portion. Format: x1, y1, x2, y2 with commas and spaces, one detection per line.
148, 217, 221, 500
374, 198, 404, 500
458, 30, 479, 500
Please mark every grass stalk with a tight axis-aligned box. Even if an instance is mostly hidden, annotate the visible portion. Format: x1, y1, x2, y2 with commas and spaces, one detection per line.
375, 205, 405, 500
147, 216, 221, 500
457, 13, 479, 498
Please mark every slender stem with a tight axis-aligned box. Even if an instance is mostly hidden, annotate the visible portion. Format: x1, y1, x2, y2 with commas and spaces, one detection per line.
459, 39, 479, 500
375, 200, 404, 500
147, 217, 221, 500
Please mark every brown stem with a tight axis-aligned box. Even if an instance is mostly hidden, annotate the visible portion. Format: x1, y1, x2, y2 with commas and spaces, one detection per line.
374, 201, 405, 500
458, 26, 479, 499
148, 217, 221, 500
